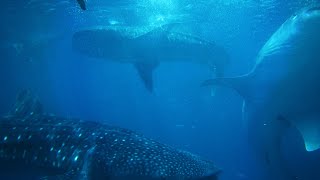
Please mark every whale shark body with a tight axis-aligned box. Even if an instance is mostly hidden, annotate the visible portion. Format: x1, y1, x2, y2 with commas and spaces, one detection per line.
0, 90, 221, 179
72, 24, 229, 92
203, 6, 320, 180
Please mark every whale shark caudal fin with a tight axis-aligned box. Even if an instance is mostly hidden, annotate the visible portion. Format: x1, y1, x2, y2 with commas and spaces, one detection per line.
134, 61, 159, 92
76, 0, 86, 10
10, 89, 43, 118
202, 75, 252, 101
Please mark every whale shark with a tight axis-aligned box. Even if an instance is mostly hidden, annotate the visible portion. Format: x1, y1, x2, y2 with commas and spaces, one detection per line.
72, 24, 229, 92
0, 89, 221, 179
202, 6, 320, 180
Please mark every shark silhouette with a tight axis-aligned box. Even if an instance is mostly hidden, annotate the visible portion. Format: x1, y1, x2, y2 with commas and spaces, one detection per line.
76, 0, 86, 10
0, 90, 221, 179
72, 24, 229, 92
202, 6, 320, 180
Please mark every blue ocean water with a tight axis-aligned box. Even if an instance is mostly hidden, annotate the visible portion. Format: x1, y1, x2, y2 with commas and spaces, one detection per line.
1, 0, 320, 179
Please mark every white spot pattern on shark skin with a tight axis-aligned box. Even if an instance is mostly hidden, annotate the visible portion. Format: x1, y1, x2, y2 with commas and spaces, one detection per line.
74, 156, 79, 162
0, 90, 221, 179
72, 24, 229, 92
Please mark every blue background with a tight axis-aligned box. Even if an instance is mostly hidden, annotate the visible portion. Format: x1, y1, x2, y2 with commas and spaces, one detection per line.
1, 0, 320, 179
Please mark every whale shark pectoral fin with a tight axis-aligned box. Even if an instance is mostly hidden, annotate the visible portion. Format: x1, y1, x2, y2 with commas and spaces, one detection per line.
296, 120, 320, 152
134, 61, 159, 92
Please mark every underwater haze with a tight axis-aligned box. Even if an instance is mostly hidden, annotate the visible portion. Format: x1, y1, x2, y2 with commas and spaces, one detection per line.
1, 0, 320, 179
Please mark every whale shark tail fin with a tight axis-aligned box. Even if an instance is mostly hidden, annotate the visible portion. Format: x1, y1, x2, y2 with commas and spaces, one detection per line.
134, 61, 159, 92
202, 75, 253, 101
10, 89, 43, 118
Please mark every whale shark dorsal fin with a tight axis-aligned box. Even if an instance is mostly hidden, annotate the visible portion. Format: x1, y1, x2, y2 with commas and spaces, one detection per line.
134, 62, 159, 92
10, 89, 43, 118
76, 0, 86, 10
296, 119, 320, 152
202, 75, 253, 101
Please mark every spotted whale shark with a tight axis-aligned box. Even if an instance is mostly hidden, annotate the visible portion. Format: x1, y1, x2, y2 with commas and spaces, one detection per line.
202, 6, 320, 180
72, 24, 229, 92
0, 90, 221, 179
